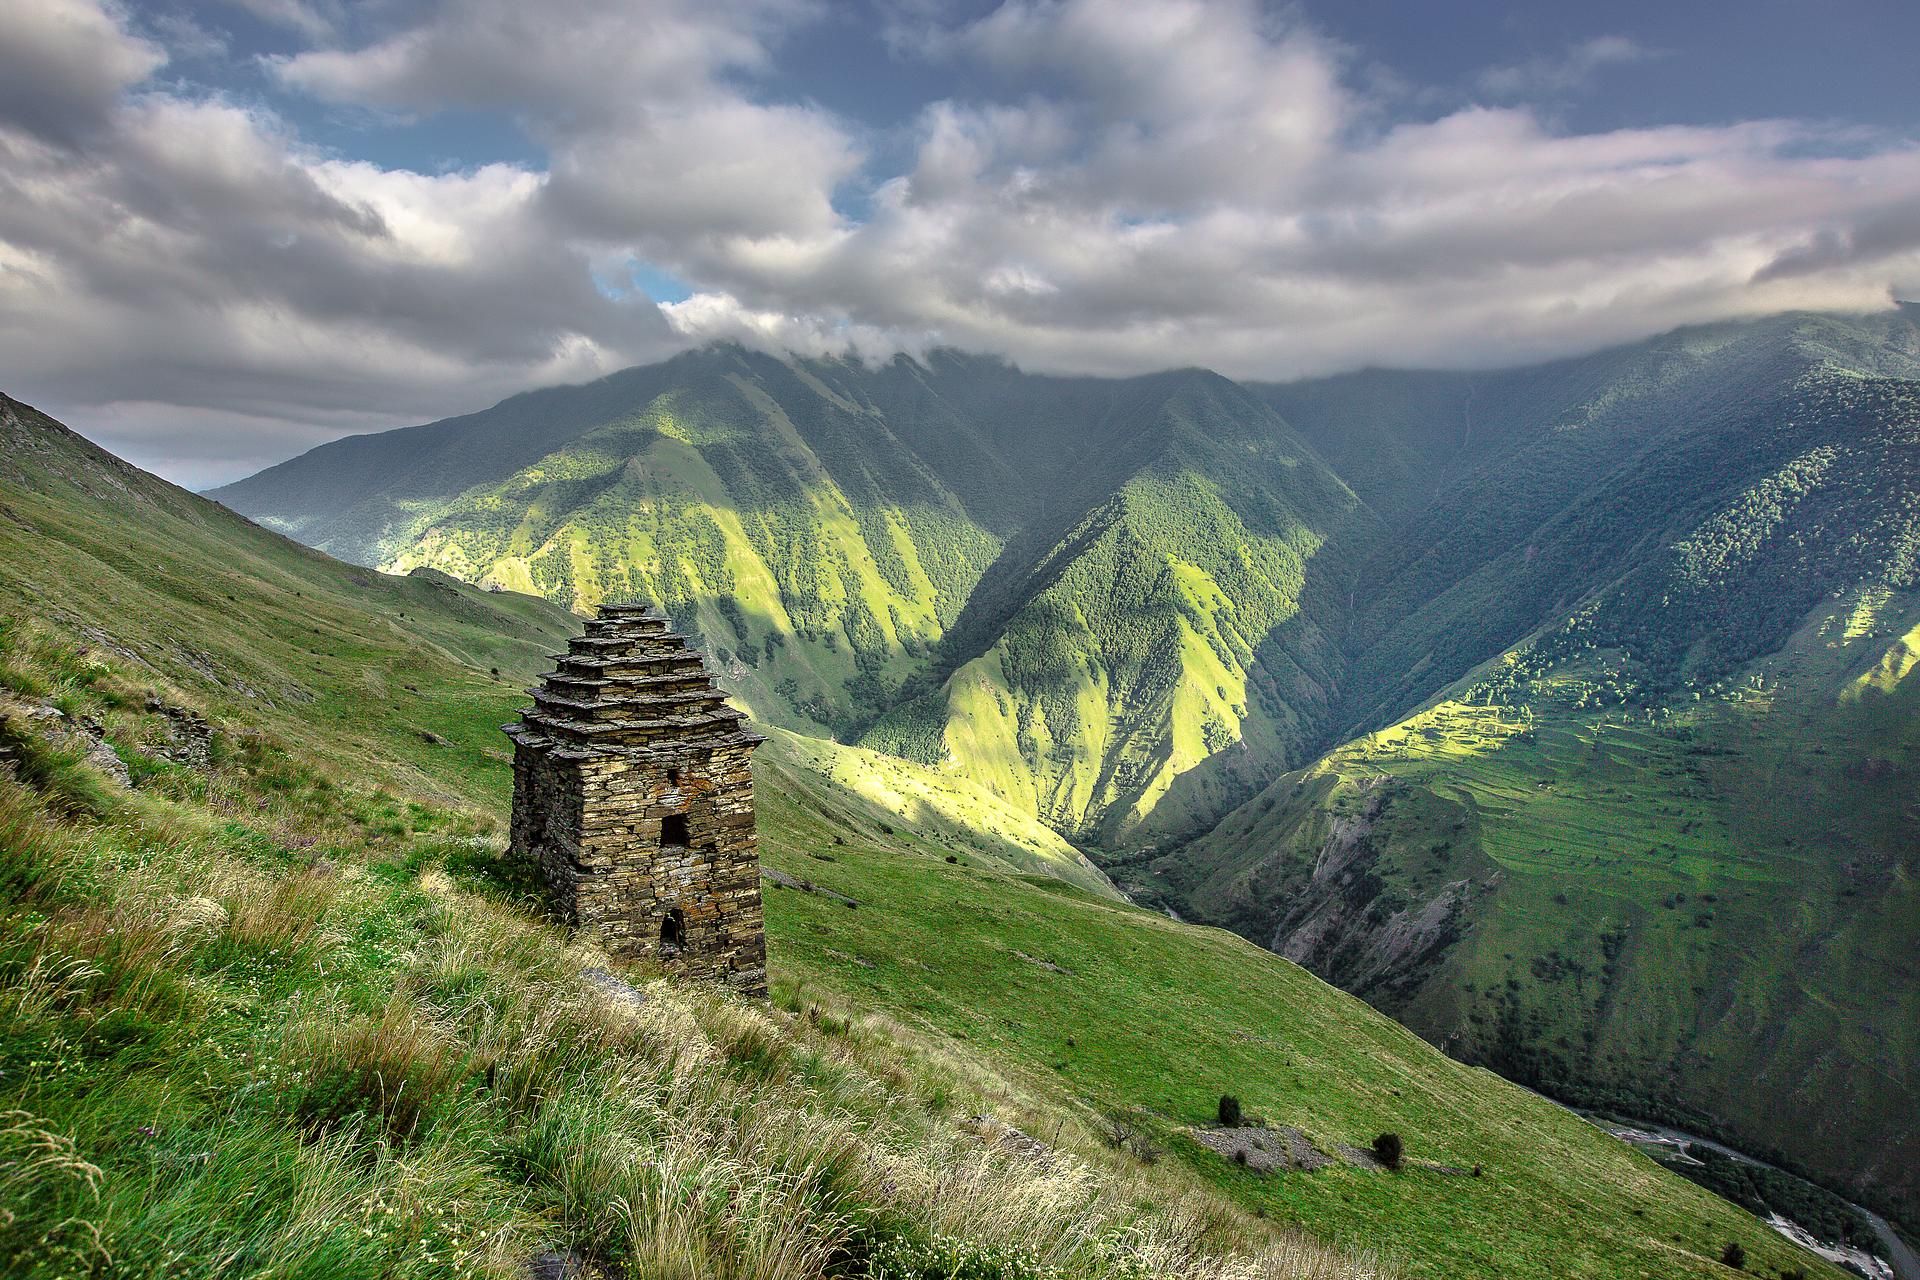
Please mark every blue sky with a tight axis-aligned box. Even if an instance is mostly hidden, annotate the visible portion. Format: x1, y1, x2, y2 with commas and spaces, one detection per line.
2, 0, 1917, 485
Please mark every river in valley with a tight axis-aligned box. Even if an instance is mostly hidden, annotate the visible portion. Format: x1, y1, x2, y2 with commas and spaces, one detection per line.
1583, 1114, 1916, 1280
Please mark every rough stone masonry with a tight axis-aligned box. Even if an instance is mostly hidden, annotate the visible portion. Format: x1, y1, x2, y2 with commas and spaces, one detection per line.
505, 602, 767, 997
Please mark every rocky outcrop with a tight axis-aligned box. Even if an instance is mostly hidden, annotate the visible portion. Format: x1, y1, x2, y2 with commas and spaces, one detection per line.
0, 700, 130, 788
1265, 785, 1479, 1002
140, 697, 213, 770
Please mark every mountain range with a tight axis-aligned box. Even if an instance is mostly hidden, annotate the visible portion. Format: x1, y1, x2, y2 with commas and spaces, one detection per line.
212, 305, 1920, 1227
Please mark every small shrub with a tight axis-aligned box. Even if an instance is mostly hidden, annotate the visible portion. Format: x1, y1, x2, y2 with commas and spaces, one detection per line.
1719, 1240, 1745, 1270
1372, 1132, 1405, 1171
1217, 1094, 1242, 1127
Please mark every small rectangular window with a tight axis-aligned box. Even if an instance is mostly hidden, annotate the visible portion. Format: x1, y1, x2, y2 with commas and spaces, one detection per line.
661, 813, 690, 846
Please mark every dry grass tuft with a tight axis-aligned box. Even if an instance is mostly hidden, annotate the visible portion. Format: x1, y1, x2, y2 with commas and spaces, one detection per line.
226, 866, 338, 955
292, 997, 466, 1145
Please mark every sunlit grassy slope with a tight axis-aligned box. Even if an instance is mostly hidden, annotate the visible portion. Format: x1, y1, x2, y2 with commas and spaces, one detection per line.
2, 609, 1401, 1280
886, 375, 1363, 846
213, 312, 1920, 856
4, 395, 1848, 1278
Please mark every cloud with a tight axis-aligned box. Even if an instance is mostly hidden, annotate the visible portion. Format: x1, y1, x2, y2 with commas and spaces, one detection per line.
1476, 35, 1658, 100
273, 0, 796, 119
271, 0, 863, 318
1, 0, 1918, 487
144, 11, 230, 62
213, 0, 341, 42
660, 2, 1919, 378
0, 0, 677, 486
0, 0, 166, 144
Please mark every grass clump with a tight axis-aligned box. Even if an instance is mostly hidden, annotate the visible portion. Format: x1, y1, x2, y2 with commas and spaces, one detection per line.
292, 998, 466, 1145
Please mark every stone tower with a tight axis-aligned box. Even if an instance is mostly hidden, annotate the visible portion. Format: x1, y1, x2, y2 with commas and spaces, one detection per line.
505, 602, 767, 996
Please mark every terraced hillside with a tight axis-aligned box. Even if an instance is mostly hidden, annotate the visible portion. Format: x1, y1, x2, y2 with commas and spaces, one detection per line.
0, 392, 1848, 1279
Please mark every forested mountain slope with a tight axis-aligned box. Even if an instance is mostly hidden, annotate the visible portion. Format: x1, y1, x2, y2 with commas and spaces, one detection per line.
2, 392, 1845, 1280
1258, 306, 1920, 734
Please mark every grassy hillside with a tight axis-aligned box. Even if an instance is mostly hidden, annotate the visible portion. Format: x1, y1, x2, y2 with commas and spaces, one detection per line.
873, 372, 1364, 845
1163, 587, 1920, 1233
1137, 315, 1920, 1230
212, 313, 1920, 855
0, 392, 1099, 894
0, 394, 582, 805
203, 314, 1920, 1248
3, 396, 1848, 1278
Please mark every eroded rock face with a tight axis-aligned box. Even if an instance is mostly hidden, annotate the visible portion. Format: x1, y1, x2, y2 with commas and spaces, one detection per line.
1265, 784, 1481, 1002
506, 604, 767, 998
79, 722, 133, 788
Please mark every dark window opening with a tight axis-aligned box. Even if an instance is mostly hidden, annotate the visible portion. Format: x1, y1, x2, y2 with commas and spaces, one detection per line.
660, 908, 685, 954
660, 812, 691, 847
666, 767, 681, 786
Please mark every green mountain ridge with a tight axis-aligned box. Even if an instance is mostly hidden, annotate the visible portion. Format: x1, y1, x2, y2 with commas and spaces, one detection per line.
216, 348, 1370, 847
1165, 326, 1920, 1225
1265, 306, 1920, 737
1, 393, 1850, 1278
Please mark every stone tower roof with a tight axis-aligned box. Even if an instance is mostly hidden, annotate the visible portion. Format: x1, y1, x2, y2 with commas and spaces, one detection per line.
505, 602, 764, 757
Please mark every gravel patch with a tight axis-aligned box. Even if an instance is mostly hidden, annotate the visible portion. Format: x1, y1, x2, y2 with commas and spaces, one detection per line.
1192, 1125, 1332, 1172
